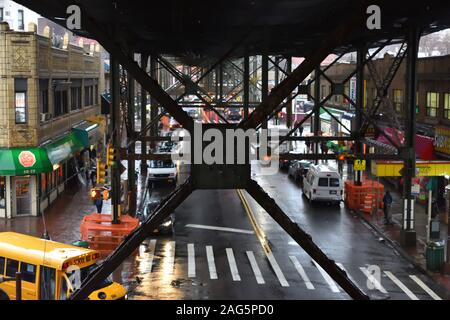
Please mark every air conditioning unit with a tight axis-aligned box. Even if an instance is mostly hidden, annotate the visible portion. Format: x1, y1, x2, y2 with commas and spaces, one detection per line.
40, 113, 52, 122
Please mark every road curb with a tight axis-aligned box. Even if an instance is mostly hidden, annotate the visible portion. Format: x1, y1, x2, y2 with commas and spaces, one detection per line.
354, 209, 437, 279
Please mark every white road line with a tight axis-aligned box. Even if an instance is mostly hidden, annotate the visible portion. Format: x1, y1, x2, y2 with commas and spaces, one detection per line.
384, 271, 419, 300
166, 241, 175, 275
187, 243, 196, 278
226, 248, 241, 281
359, 267, 388, 294
409, 275, 442, 300
289, 256, 314, 290
266, 252, 289, 287
147, 239, 156, 273
206, 246, 218, 280
186, 224, 254, 234
246, 251, 265, 284
312, 260, 340, 293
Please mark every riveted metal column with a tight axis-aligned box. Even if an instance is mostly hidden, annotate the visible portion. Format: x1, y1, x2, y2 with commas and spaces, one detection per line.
261, 54, 269, 129
243, 51, 250, 119
110, 55, 121, 224
140, 53, 149, 175
127, 65, 136, 216
286, 57, 292, 128
354, 48, 364, 186
401, 25, 419, 246
274, 56, 280, 125
150, 55, 159, 150
313, 67, 321, 164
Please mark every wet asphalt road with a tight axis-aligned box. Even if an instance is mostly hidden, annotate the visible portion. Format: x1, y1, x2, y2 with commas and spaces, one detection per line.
118, 164, 450, 300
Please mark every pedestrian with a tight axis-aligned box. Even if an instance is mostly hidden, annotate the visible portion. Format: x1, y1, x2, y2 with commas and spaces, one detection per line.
90, 170, 96, 186
299, 125, 304, 137
382, 191, 393, 224
431, 199, 439, 219
94, 197, 103, 214
305, 140, 311, 153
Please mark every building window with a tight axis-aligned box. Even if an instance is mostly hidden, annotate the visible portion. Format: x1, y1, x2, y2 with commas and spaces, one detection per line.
18, 9, 24, 30
39, 79, 49, 115
70, 82, 82, 111
0, 8, 4, 21
54, 89, 68, 117
444, 93, 450, 120
84, 85, 93, 106
393, 89, 403, 112
426, 92, 439, 117
15, 92, 27, 124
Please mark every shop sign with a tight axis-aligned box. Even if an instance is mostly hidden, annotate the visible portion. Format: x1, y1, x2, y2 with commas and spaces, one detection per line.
18, 151, 36, 168
434, 126, 450, 155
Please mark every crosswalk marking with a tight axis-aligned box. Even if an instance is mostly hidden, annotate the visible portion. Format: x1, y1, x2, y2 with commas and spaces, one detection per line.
289, 256, 314, 290
206, 245, 218, 280
226, 248, 241, 281
409, 275, 442, 300
266, 252, 289, 287
188, 243, 196, 278
312, 260, 340, 293
147, 239, 156, 273
384, 271, 419, 300
359, 267, 388, 294
246, 251, 265, 284
164, 241, 175, 275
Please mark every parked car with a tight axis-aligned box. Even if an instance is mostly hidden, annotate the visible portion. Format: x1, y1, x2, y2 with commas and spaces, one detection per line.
138, 200, 175, 235
302, 164, 343, 205
148, 160, 177, 185
288, 160, 312, 183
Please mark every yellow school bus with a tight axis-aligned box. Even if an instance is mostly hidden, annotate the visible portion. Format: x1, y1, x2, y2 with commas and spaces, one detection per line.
0, 232, 127, 300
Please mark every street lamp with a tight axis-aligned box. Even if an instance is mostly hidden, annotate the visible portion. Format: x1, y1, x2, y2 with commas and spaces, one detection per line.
0, 272, 22, 300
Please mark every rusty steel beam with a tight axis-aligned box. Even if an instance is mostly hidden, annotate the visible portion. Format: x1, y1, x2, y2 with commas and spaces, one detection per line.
245, 180, 369, 300
70, 178, 195, 300
238, 11, 365, 131
80, 14, 194, 131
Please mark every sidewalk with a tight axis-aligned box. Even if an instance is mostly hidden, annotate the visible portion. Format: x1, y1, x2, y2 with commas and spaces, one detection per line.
357, 174, 450, 292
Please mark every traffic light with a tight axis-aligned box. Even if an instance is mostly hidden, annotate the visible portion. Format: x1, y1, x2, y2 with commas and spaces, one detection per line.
106, 143, 117, 168
96, 158, 108, 184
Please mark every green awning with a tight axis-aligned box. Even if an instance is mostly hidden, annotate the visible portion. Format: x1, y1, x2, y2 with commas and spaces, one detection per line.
0, 148, 53, 175
44, 132, 84, 165
72, 121, 99, 148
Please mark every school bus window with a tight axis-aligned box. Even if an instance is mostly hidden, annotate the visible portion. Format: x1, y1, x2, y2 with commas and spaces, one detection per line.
0, 257, 4, 275
20, 262, 36, 283
5, 259, 18, 277
39, 266, 56, 300
59, 275, 69, 300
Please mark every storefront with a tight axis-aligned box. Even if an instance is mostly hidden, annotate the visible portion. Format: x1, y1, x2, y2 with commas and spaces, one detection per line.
0, 122, 100, 218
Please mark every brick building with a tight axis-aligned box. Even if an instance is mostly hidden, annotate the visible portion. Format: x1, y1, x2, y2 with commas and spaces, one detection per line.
0, 21, 104, 218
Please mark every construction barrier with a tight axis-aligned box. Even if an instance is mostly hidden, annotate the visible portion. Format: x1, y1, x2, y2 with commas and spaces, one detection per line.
80, 213, 140, 257
344, 180, 384, 214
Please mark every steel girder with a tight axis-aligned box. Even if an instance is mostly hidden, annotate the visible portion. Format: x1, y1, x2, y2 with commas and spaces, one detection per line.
245, 180, 369, 300
70, 178, 195, 300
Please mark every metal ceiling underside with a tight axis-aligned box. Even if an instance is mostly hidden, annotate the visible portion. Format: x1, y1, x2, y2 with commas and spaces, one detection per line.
14, 0, 450, 58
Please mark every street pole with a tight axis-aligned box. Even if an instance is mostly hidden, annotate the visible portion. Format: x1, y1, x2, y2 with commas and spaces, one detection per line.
286, 57, 292, 129
150, 55, 158, 150
401, 25, 419, 246
110, 55, 121, 224
354, 47, 364, 186
15, 272, 21, 300
243, 51, 250, 119
140, 53, 149, 175
313, 67, 321, 164
261, 53, 268, 130
427, 189, 432, 243
127, 64, 136, 217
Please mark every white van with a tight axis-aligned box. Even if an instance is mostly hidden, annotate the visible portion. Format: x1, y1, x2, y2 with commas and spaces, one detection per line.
302, 164, 343, 204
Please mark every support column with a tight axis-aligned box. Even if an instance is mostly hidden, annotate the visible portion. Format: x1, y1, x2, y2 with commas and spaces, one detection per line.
243, 52, 250, 119
313, 67, 321, 164
286, 57, 292, 128
150, 55, 159, 149
354, 48, 365, 186
127, 68, 136, 216
140, 54, 149, 175
219, 63, 224, 105
261, 54, 269, 129
274, 57, 280, 125
401, 25, 419, 246
110, 55, 121, 224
